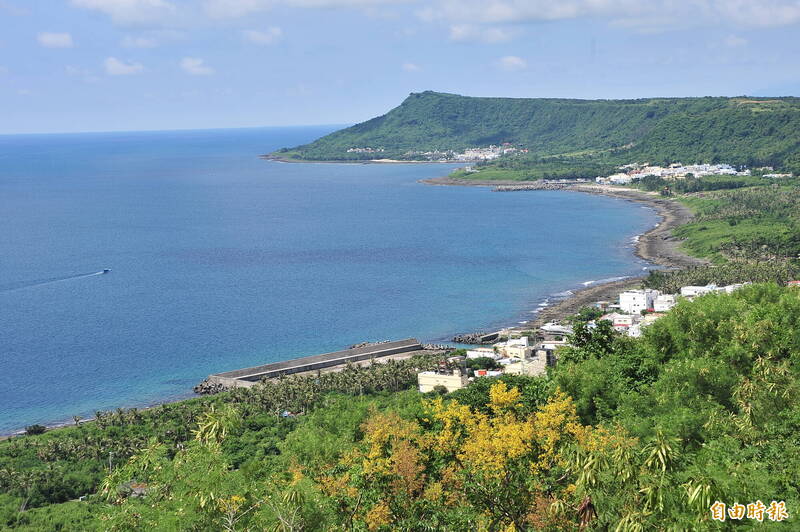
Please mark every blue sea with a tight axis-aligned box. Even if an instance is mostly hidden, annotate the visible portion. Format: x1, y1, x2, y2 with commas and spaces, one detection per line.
0, 126, 657, 433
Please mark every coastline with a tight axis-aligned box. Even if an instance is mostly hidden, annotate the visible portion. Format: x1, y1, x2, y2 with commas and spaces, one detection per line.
4, 172, 705, 437
261, 154, 458, 164
422, 177, 708, 328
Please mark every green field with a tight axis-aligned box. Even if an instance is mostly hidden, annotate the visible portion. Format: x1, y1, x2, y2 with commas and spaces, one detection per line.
670, 185, 800, 263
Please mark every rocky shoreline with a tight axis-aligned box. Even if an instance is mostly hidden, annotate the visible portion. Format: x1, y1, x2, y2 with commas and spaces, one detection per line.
423, 177, 709, 334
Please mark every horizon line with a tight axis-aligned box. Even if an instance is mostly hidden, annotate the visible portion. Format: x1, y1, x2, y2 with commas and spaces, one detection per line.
0, 123, 351, 138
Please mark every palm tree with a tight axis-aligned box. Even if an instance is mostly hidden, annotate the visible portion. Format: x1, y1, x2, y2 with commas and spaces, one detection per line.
194, 404, 241, 445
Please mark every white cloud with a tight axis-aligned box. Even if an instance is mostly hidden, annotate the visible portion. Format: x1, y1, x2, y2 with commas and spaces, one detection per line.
104, 56, 144, 75
180, 57, 214, 75
449, 24, 514, 43
713, 0, 800, 27
421, 0, 800, 30
205, 0, 412, 19
497, 55, 526, 71
66, 65, 101, 82
71, 0, 176, 25
0, 1, 28, 16
121, 35, 158, 48
17, 89, 32, 95
37, 32, 74, 48
62, 0, 800, 44
402, 62, 420, 71
724, 34, 748, 47
0, 66, 8, 75
243, 27, 283, 45
205, 0, 270, 18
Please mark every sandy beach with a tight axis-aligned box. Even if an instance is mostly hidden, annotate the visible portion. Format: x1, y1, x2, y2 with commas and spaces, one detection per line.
260, 154, 457, 164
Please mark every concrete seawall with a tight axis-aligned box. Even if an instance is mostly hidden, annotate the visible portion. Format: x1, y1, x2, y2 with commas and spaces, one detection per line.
205, 338, 424, 389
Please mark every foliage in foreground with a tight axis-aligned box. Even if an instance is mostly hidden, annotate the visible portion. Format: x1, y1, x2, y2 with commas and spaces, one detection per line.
0, 356, 445, 530
4, 283, 799, 530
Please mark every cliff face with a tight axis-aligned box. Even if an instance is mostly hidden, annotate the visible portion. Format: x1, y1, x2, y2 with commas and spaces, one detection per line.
276, 91, 800, 171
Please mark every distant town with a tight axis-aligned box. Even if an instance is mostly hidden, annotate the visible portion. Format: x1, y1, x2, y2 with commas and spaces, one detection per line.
346, 146, 796, 182
595, 162, 751, 184
347, 143, 526, 162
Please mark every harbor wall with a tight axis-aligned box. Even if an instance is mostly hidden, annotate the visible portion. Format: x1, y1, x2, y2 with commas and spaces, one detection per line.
205, 338, 424, 389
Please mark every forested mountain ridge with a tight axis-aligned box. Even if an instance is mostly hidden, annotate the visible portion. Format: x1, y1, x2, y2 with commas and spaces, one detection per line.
274, 91, 800, 173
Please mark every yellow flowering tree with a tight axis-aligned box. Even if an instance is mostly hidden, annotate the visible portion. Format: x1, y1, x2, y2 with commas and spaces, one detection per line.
319, 382, 622, 530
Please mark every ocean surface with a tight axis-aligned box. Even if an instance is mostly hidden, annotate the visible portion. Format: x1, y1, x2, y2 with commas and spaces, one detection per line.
0, 126, 657, 433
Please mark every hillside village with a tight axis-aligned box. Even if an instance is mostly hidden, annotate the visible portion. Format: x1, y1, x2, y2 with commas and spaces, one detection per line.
417, 280, 793, 394
346, 144, 526, 162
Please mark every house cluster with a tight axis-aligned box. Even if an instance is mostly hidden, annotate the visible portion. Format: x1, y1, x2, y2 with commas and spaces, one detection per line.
596, 282, 748, 337
418, 331, 567, 393
404, 143, 526, 162
595, 163, 750, 185
419, 280, 756, 393
453, 144, 522, 161
346, 147, 385, 153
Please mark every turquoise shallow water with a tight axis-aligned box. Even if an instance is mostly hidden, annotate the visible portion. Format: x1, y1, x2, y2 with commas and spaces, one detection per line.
0, 126, 657, 433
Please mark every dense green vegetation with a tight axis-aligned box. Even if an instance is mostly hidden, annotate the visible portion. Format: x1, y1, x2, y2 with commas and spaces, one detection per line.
673, 186, 800, 262
0, 356, 444, 530
3, 285, 800, 529
637, 174, 767, 194
644, 262, 800, 294
632, 178, 800, 294
449, 158, 620, 181
276, 91, 800, 177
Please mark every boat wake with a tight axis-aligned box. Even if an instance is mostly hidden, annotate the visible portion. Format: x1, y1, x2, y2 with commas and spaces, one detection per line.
0, 270, 109, 293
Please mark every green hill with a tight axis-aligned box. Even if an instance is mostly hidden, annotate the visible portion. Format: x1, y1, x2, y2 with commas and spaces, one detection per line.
274, 91, 800, 174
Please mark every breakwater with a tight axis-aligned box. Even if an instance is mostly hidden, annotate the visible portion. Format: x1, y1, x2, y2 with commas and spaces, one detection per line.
196, 338, 425, 392
493, 181, 576, 192
451, 332, 500, 344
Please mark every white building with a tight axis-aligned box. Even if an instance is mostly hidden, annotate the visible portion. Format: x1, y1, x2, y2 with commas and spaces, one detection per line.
596, 173, 633, 185
504, 356, 548, 377
653, 294, 677, 312
628, 324, 642, 338
680, 282, 749, 299
600, 312, 637, 330
418, 369, 468, 393
619, 289, 660, 314
721, 283, 748, 293
540, 323, 573, 336
466, 347, 498, 360
680, 284, 718, 298
493, 336, 532, 360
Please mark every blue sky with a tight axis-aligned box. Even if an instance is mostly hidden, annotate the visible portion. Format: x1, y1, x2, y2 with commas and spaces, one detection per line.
2, 0, 800, 134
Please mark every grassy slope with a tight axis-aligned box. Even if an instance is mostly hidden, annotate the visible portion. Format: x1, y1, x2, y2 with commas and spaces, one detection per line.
668, 184, 800, 262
